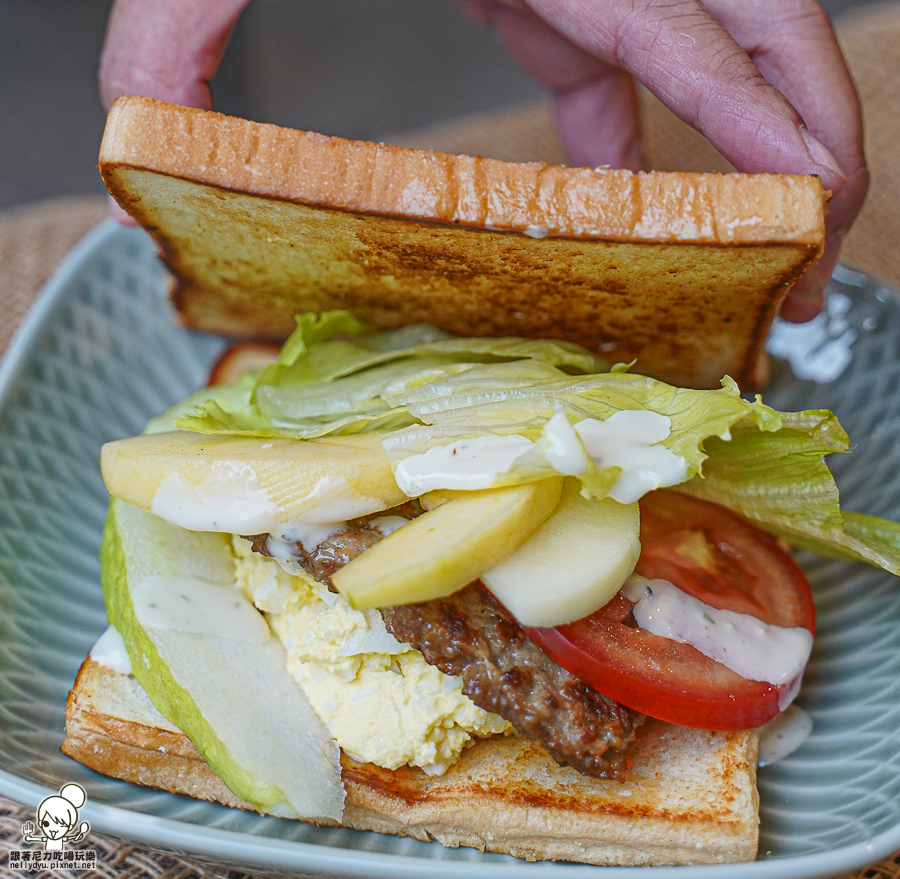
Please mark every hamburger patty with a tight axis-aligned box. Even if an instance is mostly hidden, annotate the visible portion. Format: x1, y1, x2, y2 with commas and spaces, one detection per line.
246, 506, 641, 779
381, 583, 641, 778
247, 501, 423, 583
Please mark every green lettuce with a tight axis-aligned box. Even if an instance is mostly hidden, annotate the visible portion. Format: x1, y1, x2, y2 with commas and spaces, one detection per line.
378, 373, 781, 500
172, 311, 900, 576
177, 311, 608, 437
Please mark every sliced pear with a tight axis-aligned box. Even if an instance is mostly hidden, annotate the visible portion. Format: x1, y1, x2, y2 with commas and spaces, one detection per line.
481, 479, 640, 627
101, 497, 344, 820
332, 477, 563, 608
101, 431, 408, 534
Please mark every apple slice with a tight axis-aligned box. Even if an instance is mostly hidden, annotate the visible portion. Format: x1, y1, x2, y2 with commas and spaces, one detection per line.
102, 497, 344, 819
481, 479, 640, 627
101, 431, 408, 534
332, 477, 563, 608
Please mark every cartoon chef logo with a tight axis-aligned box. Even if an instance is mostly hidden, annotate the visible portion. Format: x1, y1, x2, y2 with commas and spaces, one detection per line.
22, 783, 90, 852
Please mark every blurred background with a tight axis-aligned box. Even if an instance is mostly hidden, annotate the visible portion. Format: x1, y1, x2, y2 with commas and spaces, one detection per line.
0, 0, 868, 213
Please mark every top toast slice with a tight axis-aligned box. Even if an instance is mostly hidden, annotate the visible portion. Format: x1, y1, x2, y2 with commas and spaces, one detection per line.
100, 96, 826, 389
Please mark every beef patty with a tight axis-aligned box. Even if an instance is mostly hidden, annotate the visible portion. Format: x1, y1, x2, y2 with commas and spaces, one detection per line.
381, 582, 640, 777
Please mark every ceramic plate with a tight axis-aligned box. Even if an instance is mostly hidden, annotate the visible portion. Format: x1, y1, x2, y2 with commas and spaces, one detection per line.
2, 221, 900, 879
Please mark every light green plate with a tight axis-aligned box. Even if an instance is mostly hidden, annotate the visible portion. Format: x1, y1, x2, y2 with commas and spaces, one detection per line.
1, 222, 899, 878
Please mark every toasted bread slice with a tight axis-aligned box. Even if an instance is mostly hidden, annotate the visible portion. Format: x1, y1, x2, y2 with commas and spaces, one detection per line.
99, 96, 825, 390
64, 657, 759, 866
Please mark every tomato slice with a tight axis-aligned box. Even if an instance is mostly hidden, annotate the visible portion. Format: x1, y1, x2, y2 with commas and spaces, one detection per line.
524, 490, 815, 730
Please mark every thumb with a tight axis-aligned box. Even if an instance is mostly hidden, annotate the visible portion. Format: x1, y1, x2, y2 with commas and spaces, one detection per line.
99, 0, 251, 110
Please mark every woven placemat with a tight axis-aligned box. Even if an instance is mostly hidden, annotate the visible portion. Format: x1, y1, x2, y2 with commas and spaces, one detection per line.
2, 3, 900, 876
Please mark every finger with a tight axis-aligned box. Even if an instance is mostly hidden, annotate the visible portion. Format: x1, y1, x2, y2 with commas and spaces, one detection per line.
700, 0, 868, 318
99, 0, 250, 225
511, 0, 863, 319
458, 0, 643, 169
554, 68, 643, 171
778, 229, 845, 322
99, 0, 251, 111
701, 0, 862, 182
524, 0, 850, 188
108, 195, 138, 227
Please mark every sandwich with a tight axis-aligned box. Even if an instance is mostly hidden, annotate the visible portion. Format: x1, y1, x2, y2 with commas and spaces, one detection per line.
61, 97, 900, 867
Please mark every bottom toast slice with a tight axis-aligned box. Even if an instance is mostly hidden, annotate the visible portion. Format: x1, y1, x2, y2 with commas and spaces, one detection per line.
63, 657, 760, 867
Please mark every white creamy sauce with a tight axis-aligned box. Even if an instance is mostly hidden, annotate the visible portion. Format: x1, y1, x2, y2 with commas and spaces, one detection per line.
523, 224, 549, 239
541, 409, 593, 475
264, 525, 347, 578
263, 513, 411, 578
132, 574, 271, 644
393, 409, 686, 502
151, 467, 387, 536
622, 575, 813, 693
90, 625, 133, 674
574, 411, 687, 504
395, 434, 534, 494
369, 515, 411, 536
151, 463, 280, 533
758, 705, 813, 766
264, 533, 320, 577
282, 522, 345, 552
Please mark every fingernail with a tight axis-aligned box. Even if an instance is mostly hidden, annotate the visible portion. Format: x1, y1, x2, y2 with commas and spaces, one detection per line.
799, 127, 847, 185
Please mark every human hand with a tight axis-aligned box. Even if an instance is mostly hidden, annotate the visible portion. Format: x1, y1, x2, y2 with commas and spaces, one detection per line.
99, 0, 251, 225
458, 0, 867, 321
99, 0, 866, 322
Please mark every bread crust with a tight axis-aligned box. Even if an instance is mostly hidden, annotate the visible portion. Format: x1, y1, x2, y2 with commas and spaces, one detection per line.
64, 658, 760, 866
99, 96, 825, 390
101, 96, 822, 246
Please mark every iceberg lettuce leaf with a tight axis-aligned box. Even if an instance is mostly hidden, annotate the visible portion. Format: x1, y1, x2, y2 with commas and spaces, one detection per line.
252, 311, 606, 400
382, 374, 781, 492
179, 313, 609, 438
669, 415, 900, 574
166, 312, 900, 576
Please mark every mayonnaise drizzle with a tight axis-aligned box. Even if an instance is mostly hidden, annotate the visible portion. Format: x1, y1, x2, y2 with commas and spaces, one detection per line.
395, 434, 533, 493
622, 575, 813, 696
132, 574, 271, 645
574, 412, 687, 504
151, 464, 280, 533
541, 409, 593, 475
90, 625, 133, 675
263, 513, 413, 579
758, 705, 813, 766
393, 410, 687, 502
149, 463, 389, 537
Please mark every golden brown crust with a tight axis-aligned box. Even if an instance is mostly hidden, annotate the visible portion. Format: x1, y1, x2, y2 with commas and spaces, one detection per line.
99, 96, 825, 390
64, 658, 759, 866
101, 96, 823, 245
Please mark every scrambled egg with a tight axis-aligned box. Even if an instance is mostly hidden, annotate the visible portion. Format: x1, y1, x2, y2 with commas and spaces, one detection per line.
231, 538, 510, 774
